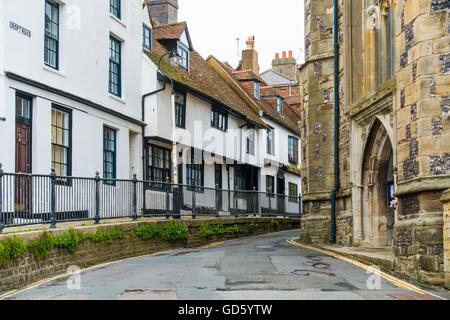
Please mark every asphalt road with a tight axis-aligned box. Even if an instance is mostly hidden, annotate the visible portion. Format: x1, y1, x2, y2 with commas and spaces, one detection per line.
5, 230, 450, 300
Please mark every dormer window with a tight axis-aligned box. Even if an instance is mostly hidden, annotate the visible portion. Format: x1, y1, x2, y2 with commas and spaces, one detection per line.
177, 42, 189, 71
254, 82, 260, 100
276, 97, 283, 115
143, 24, 152, 52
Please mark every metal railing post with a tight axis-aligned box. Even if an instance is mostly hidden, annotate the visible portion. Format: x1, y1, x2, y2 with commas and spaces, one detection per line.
234, 186, 238, 218
132, 174, 138, 221
165, 177, 170, 220
50, 169, 57, 229
268, 192, 272, 216
215, 184, 220, 217
94, 172, 100, 225
253, 187, 257, 217
191, 183, 196, 219
299, 194, 303, 217
0, 163, 4, 234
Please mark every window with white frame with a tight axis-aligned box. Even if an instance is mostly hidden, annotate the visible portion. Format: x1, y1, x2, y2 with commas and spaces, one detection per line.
267, 128, 274, 155
247, 129, 255, 156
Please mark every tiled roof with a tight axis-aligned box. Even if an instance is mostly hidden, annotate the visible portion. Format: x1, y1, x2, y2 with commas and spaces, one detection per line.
152, 21, 187, 41
213, 59, 301, 135
145, 23, 267, 128
232, 70, 264, 82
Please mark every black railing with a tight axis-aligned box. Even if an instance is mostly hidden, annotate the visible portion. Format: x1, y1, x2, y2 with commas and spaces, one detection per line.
0, 164, 303, 233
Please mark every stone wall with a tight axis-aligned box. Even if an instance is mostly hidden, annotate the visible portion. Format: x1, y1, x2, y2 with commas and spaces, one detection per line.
441, 189, 450, 289
393, 0, 449, 286
0, 217, 299, 292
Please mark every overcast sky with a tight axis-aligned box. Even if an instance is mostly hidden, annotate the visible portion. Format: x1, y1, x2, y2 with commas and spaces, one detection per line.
178, 0, 305, 72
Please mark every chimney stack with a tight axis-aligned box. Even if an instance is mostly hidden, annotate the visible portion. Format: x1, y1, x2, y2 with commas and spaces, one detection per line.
272, 49, 297, 81
241, 36, 260, 75
146, 0, 179, 25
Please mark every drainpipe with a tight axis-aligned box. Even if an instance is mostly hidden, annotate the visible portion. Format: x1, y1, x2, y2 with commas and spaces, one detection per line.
330, 0, 340, 243
141, 75, 167, 181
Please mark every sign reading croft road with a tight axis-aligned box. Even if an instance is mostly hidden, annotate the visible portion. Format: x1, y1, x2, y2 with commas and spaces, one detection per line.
9, 21, 31, 38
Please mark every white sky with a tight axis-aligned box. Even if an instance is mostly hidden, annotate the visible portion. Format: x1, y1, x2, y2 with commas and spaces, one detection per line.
178, 0, 305, 72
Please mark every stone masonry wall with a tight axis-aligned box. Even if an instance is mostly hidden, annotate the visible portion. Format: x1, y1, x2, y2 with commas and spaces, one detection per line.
394, 0, 449, 285
0, 218, 299, 292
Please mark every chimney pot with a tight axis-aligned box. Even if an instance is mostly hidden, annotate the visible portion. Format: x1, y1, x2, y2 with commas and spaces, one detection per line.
289, 50, 293, 58
282, 51, 287, 58
275, 53, 280, 59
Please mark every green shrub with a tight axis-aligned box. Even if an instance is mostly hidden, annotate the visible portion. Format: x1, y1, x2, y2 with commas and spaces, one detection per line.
89, 228, 124, 245
54, 229, 84, 253
6, 236, 28, 260
0, 242, 8, 266
162, 220, 189, 242
28, 232, 55, 261
270, 219, 280, 229
198, 224, 213, 239
225, 224, 241, 234
248, 222, 257, 231
198, 223, 242, 239
135, 223, 164, 240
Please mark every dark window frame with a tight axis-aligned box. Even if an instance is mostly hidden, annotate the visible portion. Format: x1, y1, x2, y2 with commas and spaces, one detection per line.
211, 105, 228, 132
288, 183, 299, 203
103, 126, 117, 186
110, 0, 121, 19
288, 136, 299, 164
51, 104, 72, 185
109, 36, 122, 97
146, 144, 172, 190
186, 148, 204, 192
143, 24, 152, 52
266, 175, 275, 196
174, 90, 186, 128
177, 41, 190, 72
276, 97, 284, 115
44, 0, 59, 70
234, 166, 246, 191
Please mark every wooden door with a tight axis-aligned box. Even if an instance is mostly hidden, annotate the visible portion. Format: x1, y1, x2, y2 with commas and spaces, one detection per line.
215, 164, 222, 210
15, 123, 31, 212
277, 176, 285, 215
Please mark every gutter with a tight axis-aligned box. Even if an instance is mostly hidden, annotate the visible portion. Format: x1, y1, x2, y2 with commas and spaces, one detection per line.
330, 0, 340, 243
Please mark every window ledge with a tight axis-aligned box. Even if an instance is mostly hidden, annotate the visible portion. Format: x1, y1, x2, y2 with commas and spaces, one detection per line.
110, 13, 127, 28
109, 94, 126, 104
43, 65, 66, 78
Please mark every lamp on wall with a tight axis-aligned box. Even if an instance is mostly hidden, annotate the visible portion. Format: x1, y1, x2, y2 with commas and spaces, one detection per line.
157, 50, 182, 95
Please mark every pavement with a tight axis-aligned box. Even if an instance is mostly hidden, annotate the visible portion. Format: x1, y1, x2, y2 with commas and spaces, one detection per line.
2, 230, 449, 300
318, 245, 395, 270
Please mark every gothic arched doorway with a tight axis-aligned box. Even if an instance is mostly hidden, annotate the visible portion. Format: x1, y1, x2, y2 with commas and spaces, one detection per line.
361, 119, 394, 246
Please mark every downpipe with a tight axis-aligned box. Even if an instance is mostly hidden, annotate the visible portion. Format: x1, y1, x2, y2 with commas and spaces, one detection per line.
331, 0, 340, 244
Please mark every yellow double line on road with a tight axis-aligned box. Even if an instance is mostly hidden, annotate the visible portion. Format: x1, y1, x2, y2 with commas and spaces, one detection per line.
0, 239, 232, 301
287, 239, 446, 300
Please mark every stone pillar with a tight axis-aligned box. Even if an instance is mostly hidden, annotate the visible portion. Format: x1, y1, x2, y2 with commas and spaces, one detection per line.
441, 189, 450, 289
299, 0, 335, 244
